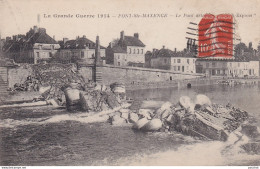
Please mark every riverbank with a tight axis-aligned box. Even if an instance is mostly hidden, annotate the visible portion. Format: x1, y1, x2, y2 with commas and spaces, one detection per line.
125, 77, 260, 90
2, 77, 260, 104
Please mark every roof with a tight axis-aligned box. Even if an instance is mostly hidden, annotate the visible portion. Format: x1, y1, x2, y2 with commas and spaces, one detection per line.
172, 51, 195, 58
24, 28, 57, 45
152, 48, 196, 58
111, 45, 127, 53
2, 40, 20, 52
153, 48, 175, 57
196, 51, 259, 62
119, 36, 145, 47
3, 27, 57, 52
63, 37, 106, 50
28, 32, 57, 44
196, 57, 259, 62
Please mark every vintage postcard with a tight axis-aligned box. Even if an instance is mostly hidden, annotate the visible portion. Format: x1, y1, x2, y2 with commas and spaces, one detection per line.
0, 0, 260, 167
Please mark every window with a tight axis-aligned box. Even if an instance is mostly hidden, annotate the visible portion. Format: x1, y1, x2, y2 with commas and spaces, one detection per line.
212, 69, 216, 75
36, 52, 40, 58
178, 66, 180, 71
118, 62, 120, 66
164, 59, 167, 64
141, 49, 143, 54
182, 66, 184, 72
206, 63, 209, 68
129, 48, 131, 54
137, 49, 139, 54
81, 51, 84, 57
177, 59, 181, 63
212, 62, 216, 67
133, 49, 135, 54
174, 59, 176, 63
187, 59, 190, 64
221, 62, 225, 68
174, 66, 176, 71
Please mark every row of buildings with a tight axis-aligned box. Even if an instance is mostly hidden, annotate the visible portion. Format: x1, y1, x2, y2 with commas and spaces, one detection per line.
1, 25, 260, 77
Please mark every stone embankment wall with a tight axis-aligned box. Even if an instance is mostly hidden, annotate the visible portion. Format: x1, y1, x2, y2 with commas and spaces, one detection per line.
7, 63, 203, 89
8, 65, 33, 88
99, 65, 203, 87
0, 67, 8, 98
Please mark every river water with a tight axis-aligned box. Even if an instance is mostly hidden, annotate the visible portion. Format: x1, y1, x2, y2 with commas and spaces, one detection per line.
1, 84, 260, 166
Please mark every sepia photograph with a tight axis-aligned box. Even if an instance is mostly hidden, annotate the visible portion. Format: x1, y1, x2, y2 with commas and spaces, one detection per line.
0, 0, 260, 167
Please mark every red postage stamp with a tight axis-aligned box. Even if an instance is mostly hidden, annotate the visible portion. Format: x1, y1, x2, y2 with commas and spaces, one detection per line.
198, 14, 234, 58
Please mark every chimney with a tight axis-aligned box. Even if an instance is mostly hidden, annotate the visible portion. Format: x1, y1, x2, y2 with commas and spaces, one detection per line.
187, 38, 191, 51
187, 39, 189, 50
13, 35, 17, 41
33, 26, 39, 33
109, 42, 113, 48
249, 42, 252, 49
38, 28, 46, 34
120, 31, 125, 40
174, 48, 177, 53
6, 37, 11, 41
153, 48, 156, 53
18, 34, 24, 39
162, 45, 165, 49
53, 35, 55, 40
83, 35, 86, 38
134, 33, 139, 39
95, 35, 102, 66
76, 36, 80, 39
63, 38, 69, 44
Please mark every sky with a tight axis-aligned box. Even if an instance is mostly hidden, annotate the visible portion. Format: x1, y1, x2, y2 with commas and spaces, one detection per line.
0, 0, 259, 51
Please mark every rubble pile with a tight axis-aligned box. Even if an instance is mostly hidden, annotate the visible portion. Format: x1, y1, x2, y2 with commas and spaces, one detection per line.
104, 94, 249, 142
12, 63, 85, 102
32, 63, 85, 101
65, 82, 127, 112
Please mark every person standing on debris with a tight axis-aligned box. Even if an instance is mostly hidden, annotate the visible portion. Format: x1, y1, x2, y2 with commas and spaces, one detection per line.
25, 76, 33, 91
33, 77, 40, 91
